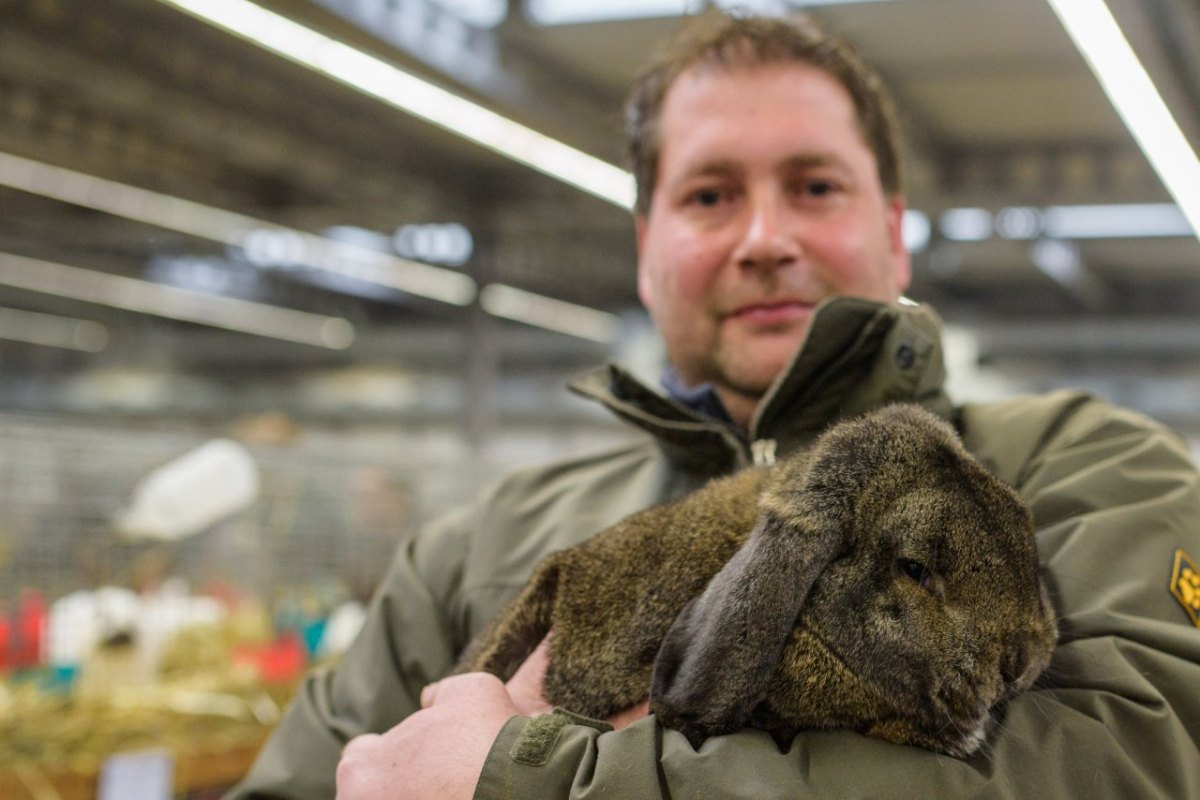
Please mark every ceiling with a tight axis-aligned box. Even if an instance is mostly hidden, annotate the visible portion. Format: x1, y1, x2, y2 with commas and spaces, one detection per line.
1, 0, 1198, 432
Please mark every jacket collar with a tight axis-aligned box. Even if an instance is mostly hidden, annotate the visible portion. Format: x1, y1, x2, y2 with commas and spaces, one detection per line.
568, 297, 954, 475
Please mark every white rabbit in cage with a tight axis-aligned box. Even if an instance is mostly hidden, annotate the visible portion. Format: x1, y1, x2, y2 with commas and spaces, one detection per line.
116, 438, 260, 542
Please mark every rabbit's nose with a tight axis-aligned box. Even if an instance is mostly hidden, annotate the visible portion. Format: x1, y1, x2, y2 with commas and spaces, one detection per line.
998, 642, 1046, 690
1000, 644, 1032, 688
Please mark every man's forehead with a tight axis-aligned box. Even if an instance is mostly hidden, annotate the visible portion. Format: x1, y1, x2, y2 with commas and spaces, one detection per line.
658, 60, 856, 134
656, 68, 866, 174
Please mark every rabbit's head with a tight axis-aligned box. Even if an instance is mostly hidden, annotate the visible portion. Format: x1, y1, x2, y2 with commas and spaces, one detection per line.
652, 404, 1057, 756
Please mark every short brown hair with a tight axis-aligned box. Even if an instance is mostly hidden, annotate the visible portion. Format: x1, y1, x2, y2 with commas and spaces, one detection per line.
625, 11, 904, 216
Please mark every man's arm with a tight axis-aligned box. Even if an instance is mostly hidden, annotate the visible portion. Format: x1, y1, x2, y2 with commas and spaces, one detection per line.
465, 396, 1200, 798
224, 505, 474, 800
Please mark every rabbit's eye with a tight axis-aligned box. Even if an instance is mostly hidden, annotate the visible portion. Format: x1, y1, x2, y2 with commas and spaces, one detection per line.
897, 558, 935, 592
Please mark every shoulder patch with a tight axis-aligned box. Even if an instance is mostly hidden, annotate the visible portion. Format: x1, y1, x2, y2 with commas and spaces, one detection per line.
1169, 549, 1200, 628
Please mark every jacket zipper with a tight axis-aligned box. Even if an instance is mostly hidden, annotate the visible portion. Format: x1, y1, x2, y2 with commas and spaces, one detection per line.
751, 438, 778, 466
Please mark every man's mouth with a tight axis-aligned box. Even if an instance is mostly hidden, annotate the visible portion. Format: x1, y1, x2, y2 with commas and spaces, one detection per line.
727, 300, 813, 326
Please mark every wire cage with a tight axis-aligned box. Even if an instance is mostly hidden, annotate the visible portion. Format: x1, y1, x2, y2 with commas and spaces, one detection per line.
0, 412, 447, 610
0, 409, 502, 798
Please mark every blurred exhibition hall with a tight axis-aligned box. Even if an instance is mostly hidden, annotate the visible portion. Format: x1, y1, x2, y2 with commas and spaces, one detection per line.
1, 0, 1198, 795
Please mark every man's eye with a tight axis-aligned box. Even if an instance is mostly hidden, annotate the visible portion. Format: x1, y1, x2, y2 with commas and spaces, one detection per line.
805, 180, 836, 197
690, 188, 725, 207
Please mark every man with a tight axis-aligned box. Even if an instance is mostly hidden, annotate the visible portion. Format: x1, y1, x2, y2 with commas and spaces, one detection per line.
232, 12, 1200, 800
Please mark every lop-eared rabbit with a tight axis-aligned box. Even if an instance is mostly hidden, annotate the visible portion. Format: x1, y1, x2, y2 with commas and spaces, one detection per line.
458, 404, 1057, 756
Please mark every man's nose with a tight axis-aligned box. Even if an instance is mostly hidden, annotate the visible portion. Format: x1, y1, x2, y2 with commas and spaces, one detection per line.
733, 191, 801, 270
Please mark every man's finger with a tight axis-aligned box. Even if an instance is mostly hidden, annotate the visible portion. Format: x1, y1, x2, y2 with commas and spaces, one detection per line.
508, 635, 551, 686
505, 634, 553, 716
420, 681, 439, 708
419, 672, 506, 710
609, 699, 651, 731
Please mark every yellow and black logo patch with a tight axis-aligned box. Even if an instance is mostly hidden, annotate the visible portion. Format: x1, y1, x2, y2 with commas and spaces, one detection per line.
1169, 549, 1200, 628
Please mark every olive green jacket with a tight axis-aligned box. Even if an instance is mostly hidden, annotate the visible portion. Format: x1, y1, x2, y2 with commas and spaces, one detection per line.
229, 298, 1200, 799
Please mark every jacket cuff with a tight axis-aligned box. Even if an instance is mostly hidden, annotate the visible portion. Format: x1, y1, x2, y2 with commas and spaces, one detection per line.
473, 711, 612, 799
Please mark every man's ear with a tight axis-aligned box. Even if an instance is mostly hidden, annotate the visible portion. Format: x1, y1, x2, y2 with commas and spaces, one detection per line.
634, 214, 655, 311
885, 196, 912, 296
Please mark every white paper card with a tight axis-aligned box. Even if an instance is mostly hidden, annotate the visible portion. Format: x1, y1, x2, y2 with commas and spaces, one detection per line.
97, 749, 174, 800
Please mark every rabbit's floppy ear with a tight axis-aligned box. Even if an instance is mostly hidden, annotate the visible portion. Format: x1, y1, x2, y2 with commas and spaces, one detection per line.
651, 507, 844, 745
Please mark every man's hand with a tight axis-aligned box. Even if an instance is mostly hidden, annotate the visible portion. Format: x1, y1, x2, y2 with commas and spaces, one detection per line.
335, 636, 649, 800
336, 671, 516, 800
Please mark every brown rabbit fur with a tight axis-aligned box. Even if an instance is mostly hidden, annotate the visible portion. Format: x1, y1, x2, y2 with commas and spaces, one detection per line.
456, 404, 1058, 756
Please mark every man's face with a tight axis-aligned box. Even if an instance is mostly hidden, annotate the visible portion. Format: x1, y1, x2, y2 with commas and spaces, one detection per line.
636, 61, 911, 425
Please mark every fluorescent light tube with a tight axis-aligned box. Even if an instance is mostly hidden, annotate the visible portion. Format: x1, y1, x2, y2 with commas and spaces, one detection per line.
901, 209, 931, 253
527, 0, 688, 26
0, 151, 477, 306
1043, 203, 1191, 239
155, 0, 636, 209
0, 151, 620, 343
0, 252, 356, 349
1046, 0, 1200, 240
940, 208, 994, 242
946, 202, 1189, 241
480, 284, 620, 343
528, 0, 896, 26
0, 306, 110, 352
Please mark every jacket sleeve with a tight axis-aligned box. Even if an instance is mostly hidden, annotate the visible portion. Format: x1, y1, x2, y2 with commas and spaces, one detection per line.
224, 504, 475, 800
474, 395, 1200, 799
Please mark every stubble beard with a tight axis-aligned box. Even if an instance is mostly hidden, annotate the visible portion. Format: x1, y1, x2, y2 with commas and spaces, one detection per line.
715, 320, 810, 394
705, 340, 796, 425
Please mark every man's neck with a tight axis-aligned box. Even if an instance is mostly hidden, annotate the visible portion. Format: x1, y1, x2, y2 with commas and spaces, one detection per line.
714, 387, 759, 431
660, 366, 762, 431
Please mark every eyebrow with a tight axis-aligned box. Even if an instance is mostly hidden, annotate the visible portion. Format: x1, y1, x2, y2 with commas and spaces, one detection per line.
679, 153, 848, 182
677, 159, 743, 182
781, 153, 847, 172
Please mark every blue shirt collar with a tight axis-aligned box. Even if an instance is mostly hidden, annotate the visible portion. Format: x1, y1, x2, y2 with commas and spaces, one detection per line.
660, 365, 733, 425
